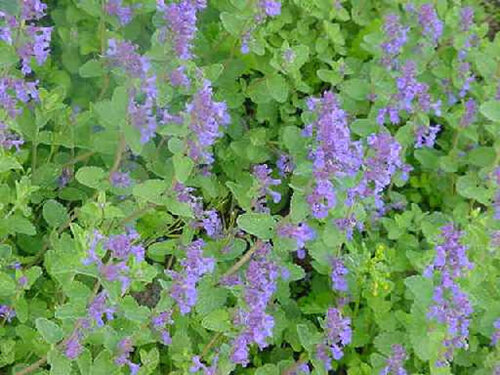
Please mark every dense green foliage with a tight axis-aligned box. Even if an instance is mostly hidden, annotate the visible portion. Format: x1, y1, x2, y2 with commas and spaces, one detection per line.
0, 0, 499, 374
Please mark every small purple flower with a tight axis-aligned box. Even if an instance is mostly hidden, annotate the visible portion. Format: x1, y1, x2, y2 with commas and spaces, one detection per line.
106, 39, 150, 79
0, 305, 16, 322
425, 224, 473, 366
65, 334, 83, 360
415, 124, 441, 148
18, 26, 53, 75
277, 153, 294, 176
18, 276, 28, 287
230, 242, 280, 366
0, 122, 24, 151
253, 164, 282, 211
21, 0, 48, 21
115, 338, 140, 375
460, 98, 476, 127
157, 0, 206, 60
111, 171, 131, 188
190, 355, 218, 375
105, 0, 133, 26
460, 7, 474, 32
170, 66, 190, 87
260, 0, 281, 17
492, 319, 500, 346
277, 222, 315, 259
166, 239, 215, 315
87, 291, 116, 327
380, 344, 407, 375
380, 13, 409, 69
152, 311, 173, 345
186, 80, 230, 166
330, 257, 348, 292
291, 363, 310, 374
105, 229, 145, 263
317, 307, 351, 369
418, 4, 443, 44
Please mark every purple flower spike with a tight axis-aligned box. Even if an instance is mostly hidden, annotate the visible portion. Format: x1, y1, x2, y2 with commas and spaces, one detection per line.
415, 124, 441, 149
230, 242, 280, 366
492, 319, 500, 346
380, 13, 408, 69
418, 4, 443, 44
0, 305, 16, 322
111, 171, 131, 188
88, 291, 116, 327
317, 307, 351, 370
105, 0, 133, 26
330, 257, 348, 292
157, 0, 206, 60
166, 239, 215, 315
253, 164, 282, 211
426, 224, 474, 366
380, 344, 407, 375
277, 222, 315, 258
186, 80, 230, 166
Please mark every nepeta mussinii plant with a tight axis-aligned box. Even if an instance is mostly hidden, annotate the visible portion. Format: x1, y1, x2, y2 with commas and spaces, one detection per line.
0, 0, 499, 374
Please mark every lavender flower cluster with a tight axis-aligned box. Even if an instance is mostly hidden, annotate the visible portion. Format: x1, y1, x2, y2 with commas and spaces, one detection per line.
166, 239, 215, 314
277, 222, 315, 259
174, 182, 223, 238
241, 1, 282, 54
380, 344, 407, 375
230, 242, 280, 366
304, 91, 363, 219
252, 164, 282, 211
424, 224, 474, 366
157, 0, 207, 60
84, 229, 145, 294
316, 307, 352, 371
186, 80, 231, 167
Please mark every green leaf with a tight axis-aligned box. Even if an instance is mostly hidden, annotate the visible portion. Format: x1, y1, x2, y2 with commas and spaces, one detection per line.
75, 166, 107, 190
173, 154, 194, 183
266, 74, 289, 103
0, 155, 22, 173
0, 272, 16, 297
466, 147, 496, 167
140, 347, 159, 371
351, 119, 378, 137
90, 350, 115, 375
43, 200, 69, 228
220, 12, 245, 35
323, 21, 345, 45
317, 69, 342, 85
147, 240, 176, 262
35, 318, 64, 344
48, 349, 72, 375
0, 0, 19, 16
201, 309, 231, 332
0, 244, 12, 259
296, 323, 322, 353
456, 173, 490, 204
287, 264, 306, 281
121, 296, 150, 323
341, 79, 370, 101
404, 275, 433, 307
480, 100, 500, 122
255, 364, 279, 375
133, 180, 168, 205
92, 87, 128, 129
237, 213, 276, 239
0, 215, 36, 236
79, 59, 104, 78
195, 282, 228, 316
